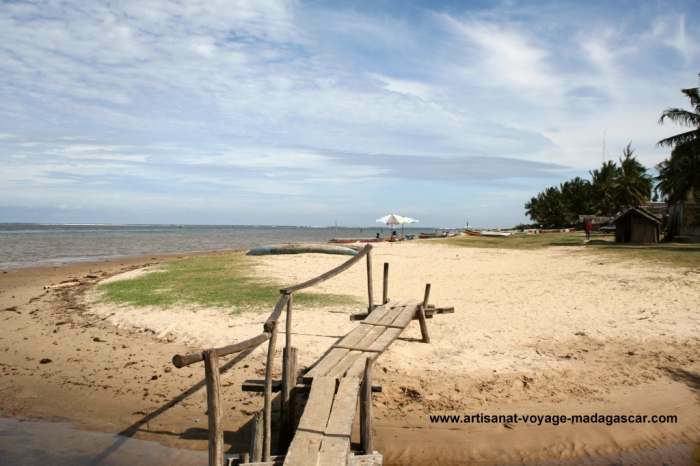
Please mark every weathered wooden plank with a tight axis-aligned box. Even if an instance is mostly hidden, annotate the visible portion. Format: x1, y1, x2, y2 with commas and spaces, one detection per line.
366, 328, 402, 353
284, 377, 337, 466
317, 377, 361, 466
362, 303, 395, 324
344, 354, 373, 379
391, 305, 419, 329
242, 379, 282, 393
317, 436, 350, 466
359, 321, 405, 329
325, 350, 364, 378
334, 323, 375, 348
303, 348, 349, 382
324, 376, 361, 437
332, 346, 383, 353
376, 303, 408, 326
330, 326, 385, 362
360, 358, 374, 454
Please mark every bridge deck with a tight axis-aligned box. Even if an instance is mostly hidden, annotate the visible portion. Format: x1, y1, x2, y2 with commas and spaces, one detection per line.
284, 301, 419, 466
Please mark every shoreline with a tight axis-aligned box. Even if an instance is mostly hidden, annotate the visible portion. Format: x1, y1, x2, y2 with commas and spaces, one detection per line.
1, 243, 699, 465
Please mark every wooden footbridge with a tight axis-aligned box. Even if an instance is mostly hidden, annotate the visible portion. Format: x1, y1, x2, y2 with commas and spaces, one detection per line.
172, 245, 453, 466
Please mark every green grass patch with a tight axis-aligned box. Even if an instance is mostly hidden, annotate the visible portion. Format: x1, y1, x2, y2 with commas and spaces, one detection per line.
443, 232, 700, 268
99, 253, 357, 310
441, 232, 586, 249
585, 241, 700, 268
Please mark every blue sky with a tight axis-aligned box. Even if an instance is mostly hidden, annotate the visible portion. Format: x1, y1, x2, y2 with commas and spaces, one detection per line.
0, 0, 698, 227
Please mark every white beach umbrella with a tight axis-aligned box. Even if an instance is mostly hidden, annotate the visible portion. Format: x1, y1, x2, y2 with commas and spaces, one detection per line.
376, 214, 419, 237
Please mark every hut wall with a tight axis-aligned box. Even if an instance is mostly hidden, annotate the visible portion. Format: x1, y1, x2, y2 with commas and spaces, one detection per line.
629, 214, 658, 243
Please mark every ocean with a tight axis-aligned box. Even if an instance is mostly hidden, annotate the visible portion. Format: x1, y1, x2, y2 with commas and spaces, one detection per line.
0, 223, 424, 269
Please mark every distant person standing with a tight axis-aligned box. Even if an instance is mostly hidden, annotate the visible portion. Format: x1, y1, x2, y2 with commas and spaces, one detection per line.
584, 219, 593, 240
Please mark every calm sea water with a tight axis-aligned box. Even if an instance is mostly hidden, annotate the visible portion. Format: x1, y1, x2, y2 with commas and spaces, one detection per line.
0, 224, 423, 269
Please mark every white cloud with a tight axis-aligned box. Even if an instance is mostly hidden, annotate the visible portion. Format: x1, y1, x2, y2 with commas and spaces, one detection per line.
440, 15, 555, 91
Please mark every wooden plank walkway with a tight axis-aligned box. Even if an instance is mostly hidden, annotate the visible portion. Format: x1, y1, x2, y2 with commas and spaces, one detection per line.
284, 301, 419, 466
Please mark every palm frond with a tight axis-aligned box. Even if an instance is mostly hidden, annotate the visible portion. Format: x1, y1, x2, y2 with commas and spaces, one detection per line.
681, 87, 700, 108
658, 108, 700, 127
657, 129, 699, 147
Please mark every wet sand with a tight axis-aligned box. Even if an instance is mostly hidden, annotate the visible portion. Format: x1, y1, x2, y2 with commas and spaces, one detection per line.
1, 243, 699, 465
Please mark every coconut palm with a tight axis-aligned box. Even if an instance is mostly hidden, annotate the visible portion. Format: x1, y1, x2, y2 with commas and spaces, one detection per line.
614, 143, 652, 209
657, 86, 700, 148
656, 84, 700, 203
655, 142, 700, 204
589, 160, 621, 216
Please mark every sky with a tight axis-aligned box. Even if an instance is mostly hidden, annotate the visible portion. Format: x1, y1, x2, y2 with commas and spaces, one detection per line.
0, 0, 698, 227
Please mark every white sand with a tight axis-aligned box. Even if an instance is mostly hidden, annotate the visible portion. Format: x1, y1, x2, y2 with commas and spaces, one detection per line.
89, 241, 700, 403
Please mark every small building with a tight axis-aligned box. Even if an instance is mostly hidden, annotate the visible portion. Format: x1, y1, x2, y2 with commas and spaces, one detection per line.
667, 188, 700, 241
612, 207, 661, 243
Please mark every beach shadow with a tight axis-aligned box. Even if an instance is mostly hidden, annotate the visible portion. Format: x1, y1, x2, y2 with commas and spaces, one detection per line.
90, 347, 258, 464
397, 336, 423, 343
663, 367, 700, 394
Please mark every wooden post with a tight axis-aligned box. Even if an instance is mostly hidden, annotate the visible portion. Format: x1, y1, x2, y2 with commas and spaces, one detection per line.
280, 292, 292, 449
280, 346, 298, 451
280, 345, 297, 451
285, 293, 293, 349
382, 262, 389, 305
250, 411, 264, 462
204, 349, 223, 466
263, 322, 278, 461
360, 357, 374, 454
418, 283, 431, 343
366, 248, 374, 312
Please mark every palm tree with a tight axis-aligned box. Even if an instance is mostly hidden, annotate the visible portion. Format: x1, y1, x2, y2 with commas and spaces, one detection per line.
655, 142, 700, 204
589, 160, 621, 216
656, 83, 700, 203
615, 143, 652, 209
560, 177, 594, 222
657, 86, 700, 148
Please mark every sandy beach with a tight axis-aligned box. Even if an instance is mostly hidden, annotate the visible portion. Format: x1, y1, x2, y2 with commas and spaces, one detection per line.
1, 240, 699, 465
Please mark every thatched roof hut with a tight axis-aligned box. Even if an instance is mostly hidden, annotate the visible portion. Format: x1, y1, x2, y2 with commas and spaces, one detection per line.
612, 207, 661, 243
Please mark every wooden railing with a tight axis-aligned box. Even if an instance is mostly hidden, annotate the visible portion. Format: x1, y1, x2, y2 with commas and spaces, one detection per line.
172, 244, 382, 466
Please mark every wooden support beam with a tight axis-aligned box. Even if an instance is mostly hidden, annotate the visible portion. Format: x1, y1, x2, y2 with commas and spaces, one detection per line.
366, 248, 374, 311
417, 284, 431, 344
286, 349, 299, 445
279, 346, 297, 452
360, 357, 374, 454
285, 294, 293, 349
242, 378, 382, 393
382, 262, 389, 305
204, 349, 223, 466
250, 411, 264, 462
263, 322, 278, 461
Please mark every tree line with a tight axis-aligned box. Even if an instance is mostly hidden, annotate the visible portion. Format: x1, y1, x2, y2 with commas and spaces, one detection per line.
525, 79, 700, 228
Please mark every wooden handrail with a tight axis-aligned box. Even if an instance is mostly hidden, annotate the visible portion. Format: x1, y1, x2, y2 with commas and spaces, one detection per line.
172, 332, 271, 368
280, 244, 372, 294
263, 292, 290, 333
